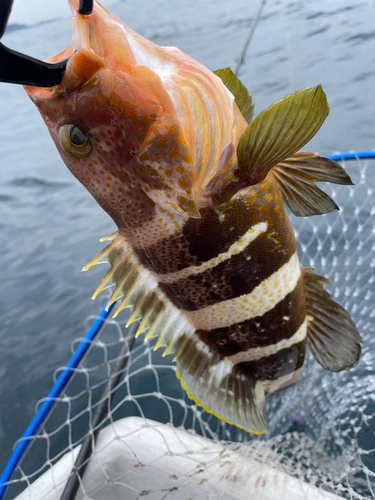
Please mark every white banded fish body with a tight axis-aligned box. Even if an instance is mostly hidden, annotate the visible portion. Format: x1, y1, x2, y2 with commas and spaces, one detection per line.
24, 0, 361, 433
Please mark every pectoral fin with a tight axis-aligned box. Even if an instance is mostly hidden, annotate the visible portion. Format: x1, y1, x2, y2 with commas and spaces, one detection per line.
237, 85, 329, 186
214, 67, 255, 123
303, 269, 361, 372
272, 153, 353, 217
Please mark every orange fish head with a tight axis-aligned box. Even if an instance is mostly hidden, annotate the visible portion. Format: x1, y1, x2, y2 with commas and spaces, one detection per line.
24, 1, 240, 228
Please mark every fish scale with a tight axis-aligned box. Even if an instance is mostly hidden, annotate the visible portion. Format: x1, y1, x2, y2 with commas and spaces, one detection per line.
22, 0, 361, 434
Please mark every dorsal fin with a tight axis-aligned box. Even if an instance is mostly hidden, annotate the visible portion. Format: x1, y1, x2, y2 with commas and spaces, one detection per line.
302, 269, 361, 372
272, 152, 353, 217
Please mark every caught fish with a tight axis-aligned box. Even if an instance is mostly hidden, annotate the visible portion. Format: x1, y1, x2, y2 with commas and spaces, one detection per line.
23, 0, 361, 434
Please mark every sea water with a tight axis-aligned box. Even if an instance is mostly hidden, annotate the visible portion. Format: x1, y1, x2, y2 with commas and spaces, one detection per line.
0, 0, 374, 474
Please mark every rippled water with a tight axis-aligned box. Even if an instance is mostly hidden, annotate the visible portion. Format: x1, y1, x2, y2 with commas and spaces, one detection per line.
0, 0, 374, 473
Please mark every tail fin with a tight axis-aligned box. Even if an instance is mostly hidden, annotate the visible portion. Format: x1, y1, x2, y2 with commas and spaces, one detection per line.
174, 333, 268, 434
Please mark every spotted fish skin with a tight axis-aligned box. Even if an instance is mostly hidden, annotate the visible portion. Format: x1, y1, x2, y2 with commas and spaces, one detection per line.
134, 173, 306, 390
22, 0, 361, 433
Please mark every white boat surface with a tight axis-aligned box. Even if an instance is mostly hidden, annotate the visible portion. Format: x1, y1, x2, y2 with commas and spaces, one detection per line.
15, 417, 341, 500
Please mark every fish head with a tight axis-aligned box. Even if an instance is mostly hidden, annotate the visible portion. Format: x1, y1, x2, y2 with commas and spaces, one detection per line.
25, 52, 167, 231
24, 0, 240, 230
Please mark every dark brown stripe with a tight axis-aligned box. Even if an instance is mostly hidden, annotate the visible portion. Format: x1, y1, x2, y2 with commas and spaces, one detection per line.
135, 200, 250, 274
238, 340, 306, 381
157, 223, 296, 311
134, 178, 288, 275
196, 277, 306, 356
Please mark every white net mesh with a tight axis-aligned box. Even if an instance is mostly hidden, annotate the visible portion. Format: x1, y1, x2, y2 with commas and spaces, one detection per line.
3, 156, 375, 499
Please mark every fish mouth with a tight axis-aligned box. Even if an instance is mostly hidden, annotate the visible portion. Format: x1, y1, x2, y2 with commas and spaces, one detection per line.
70, 0, 136, 71
0, 1, 94, 88
22, 0, 140, 95
45, 46, 76, 65
25, 1, 113, 97
42, 1, 98, 65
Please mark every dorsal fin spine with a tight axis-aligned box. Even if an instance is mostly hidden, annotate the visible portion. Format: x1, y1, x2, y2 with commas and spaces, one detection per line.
91, 249, 132, 300
126, 285, 157, 327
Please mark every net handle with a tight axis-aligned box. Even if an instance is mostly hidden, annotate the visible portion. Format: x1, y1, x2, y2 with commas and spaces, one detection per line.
0, 301, 116, 500
60, 321, 139, 500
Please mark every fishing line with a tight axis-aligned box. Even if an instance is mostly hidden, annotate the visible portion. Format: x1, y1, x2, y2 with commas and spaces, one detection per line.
235, 0, 267, 77
281, 0, 294, 88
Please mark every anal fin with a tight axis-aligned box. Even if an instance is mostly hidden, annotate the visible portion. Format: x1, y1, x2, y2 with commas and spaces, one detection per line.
303, 268, 361, 372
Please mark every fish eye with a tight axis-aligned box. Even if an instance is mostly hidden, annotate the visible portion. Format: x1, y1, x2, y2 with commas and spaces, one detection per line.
59, 124, 91, 158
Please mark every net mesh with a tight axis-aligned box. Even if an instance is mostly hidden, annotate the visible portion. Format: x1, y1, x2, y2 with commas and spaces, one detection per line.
3, 156, 375, 500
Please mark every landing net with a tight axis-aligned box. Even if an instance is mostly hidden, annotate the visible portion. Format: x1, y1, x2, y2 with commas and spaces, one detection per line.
1, 153, 374, 499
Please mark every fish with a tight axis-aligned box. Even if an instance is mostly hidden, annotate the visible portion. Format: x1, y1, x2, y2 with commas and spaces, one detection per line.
23, 0, 361, 434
